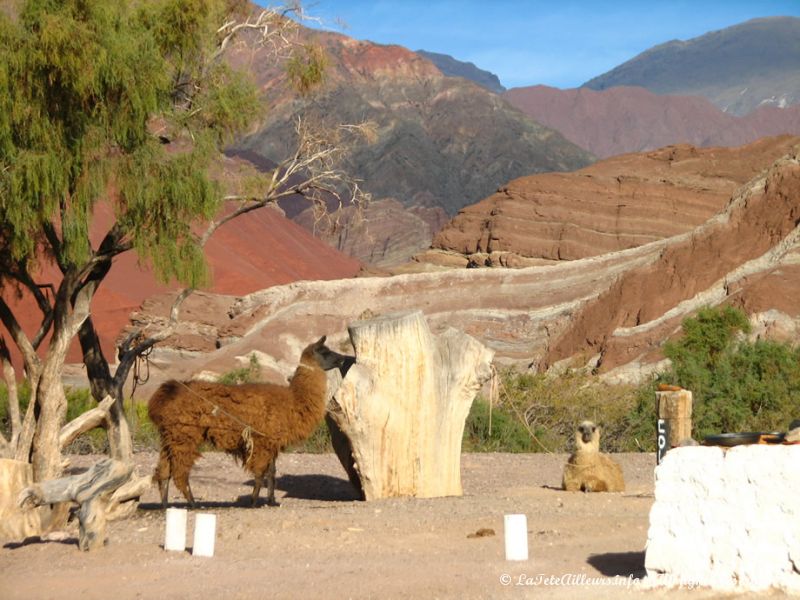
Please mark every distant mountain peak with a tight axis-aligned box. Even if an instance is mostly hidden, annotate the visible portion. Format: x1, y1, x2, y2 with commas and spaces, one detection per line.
416, 49, 506, 94
583, 16, 800, 116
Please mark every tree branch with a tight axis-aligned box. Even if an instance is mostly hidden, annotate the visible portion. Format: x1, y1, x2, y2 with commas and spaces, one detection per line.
113, 287, 194, 389
212, 5, 317, 63
58, 395, 114, 450
1, 269, 55, 351
0, 296, 39, 371
42, 221, 67, 274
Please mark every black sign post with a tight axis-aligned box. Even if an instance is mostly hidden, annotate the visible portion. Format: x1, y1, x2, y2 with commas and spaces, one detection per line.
657, 419, 670, 465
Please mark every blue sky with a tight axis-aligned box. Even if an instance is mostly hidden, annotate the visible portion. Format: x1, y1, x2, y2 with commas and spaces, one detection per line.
266, 1, 800, 89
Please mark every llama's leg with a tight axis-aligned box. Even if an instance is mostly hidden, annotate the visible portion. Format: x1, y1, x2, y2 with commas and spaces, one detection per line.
170, 449, 199, 507
248, 452, 277, 507
154, 446, 172, 507
265, 457, 278, 506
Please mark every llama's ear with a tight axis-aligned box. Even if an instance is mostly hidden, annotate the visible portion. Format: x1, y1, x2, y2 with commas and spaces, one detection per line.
317, 335, 327, 346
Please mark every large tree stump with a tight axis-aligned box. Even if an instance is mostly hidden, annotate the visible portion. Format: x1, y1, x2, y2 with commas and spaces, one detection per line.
17, 458, 145, 550
327, 310, 494, 500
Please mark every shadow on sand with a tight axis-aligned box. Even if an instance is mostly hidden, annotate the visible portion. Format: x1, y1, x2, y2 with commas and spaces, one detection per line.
4, 535, 79, 550
587, 551, 646, 578
138, 473, 359, 510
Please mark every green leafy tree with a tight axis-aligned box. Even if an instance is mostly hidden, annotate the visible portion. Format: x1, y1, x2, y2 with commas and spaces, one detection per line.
0, 0, 340, 485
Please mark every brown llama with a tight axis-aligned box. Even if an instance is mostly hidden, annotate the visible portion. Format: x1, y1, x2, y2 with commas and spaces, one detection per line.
562, 420, 625, 492
148, 336, 347, 507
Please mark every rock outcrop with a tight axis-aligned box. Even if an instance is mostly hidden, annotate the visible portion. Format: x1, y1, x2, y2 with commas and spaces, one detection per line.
416, 50, 505, 94
293, 198, 448, 267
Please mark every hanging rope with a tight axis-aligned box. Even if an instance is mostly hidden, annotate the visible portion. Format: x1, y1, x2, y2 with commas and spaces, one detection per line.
130, 345, 153, 400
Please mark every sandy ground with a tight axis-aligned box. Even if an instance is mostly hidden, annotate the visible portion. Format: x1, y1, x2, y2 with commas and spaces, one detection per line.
0, 452, 787, 600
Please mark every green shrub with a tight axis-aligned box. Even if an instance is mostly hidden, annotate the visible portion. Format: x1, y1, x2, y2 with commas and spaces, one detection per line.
288, 420, 334, 453
661, 306, 800, 440
462, 397, 534, 452
126, 398, 160, 451
489, 368, 654, 453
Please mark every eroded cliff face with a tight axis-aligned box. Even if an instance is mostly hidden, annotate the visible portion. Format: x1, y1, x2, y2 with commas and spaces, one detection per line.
124, 144, 800, 390
430, 136, 800, 265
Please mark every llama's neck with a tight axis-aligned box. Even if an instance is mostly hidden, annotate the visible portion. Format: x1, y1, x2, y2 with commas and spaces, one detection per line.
286, 361, 328, 438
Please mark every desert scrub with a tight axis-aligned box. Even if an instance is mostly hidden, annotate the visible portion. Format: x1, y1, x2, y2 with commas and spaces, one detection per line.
462, 397, 534, 452
487, 368, 653, 453
660, 305, 800, 440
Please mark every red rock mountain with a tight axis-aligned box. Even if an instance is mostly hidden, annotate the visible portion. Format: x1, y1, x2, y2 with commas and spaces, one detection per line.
430, 136, 800, 264
504, 85, 800, 159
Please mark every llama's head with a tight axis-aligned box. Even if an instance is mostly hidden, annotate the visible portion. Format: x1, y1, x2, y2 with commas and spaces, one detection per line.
575, 420, 600, 452
300, 336, 348, 371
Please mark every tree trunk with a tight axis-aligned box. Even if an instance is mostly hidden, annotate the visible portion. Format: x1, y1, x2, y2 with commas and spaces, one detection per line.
106, 393, 133, 462
0, 338, 21, 451
32, 364, 68, 483
327, 310, 494, 500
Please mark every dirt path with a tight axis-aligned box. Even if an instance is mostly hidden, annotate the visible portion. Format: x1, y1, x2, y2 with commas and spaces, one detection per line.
0, 452, 777, 599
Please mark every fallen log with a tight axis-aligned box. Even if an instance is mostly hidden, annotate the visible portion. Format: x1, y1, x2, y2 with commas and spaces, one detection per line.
18, 458, 138, 550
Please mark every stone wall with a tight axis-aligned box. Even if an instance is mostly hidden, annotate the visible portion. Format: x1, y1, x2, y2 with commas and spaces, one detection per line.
645, 445, 800, 592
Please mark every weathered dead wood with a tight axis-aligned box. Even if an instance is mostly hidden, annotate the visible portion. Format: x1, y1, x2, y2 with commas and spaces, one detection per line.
328, 310, 494, 500
58, 395, 114, 450
17, 458, 136, 550
0, 459, 43, 540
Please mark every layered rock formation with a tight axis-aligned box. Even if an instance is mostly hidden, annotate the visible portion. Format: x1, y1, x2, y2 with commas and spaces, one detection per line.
544, 148, 800, 377
431, 136, 800, 264
583, 16, 800, 116
504, 85, 800, 159
126, 142, 800, 390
